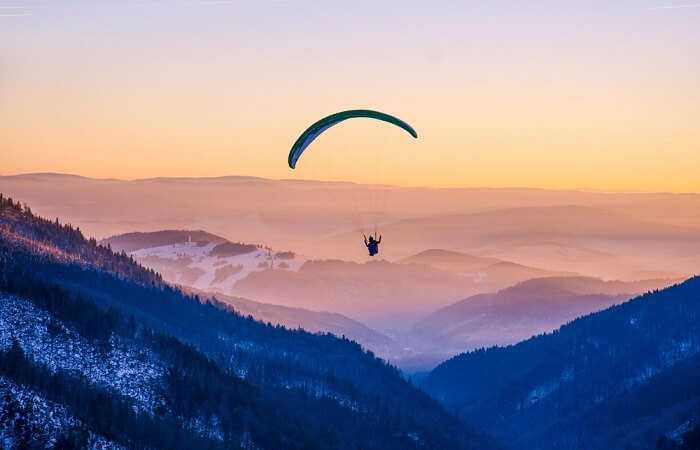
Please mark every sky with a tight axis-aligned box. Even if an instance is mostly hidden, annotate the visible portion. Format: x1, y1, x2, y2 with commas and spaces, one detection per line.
1, 0, 699, 191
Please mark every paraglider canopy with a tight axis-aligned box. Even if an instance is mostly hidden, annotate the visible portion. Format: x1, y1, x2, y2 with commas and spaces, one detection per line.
288, 109, 418, 169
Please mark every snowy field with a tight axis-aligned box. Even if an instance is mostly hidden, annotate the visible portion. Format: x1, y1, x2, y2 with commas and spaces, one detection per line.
132, 242, 305, 294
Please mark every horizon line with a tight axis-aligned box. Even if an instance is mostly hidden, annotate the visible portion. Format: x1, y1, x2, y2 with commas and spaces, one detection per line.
1, 171, 699, 196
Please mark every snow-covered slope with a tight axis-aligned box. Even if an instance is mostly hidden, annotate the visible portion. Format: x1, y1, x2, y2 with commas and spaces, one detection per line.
0, 295, 165, 412
130, 241, 304, 295
0, 376, 121, 449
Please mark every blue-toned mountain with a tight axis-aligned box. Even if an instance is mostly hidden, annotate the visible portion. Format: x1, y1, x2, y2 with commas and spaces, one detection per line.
421, 276, 700, 450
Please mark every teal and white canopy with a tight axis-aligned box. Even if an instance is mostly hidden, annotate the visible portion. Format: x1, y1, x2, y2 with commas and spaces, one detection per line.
288, 109, 418, 169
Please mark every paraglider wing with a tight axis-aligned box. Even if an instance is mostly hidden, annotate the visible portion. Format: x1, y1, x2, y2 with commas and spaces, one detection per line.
288, 109, 418, 169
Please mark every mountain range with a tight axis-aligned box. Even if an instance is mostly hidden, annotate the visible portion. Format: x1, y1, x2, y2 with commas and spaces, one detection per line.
421, 276, 700, 449
101, 230, 678, 371
0, 194, 496, 449
100, 231, 576, 328
1, 186, 698, 448
409, 275, 680, 355
2, 173, 698, 278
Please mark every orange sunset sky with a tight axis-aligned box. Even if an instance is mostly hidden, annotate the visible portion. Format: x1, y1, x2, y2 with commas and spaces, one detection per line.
1, 1, 699, 191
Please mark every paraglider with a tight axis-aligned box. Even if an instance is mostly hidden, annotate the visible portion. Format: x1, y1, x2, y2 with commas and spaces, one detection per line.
363, 233, 382, 256
287, 109, 417, 169
288, 109, 417, 257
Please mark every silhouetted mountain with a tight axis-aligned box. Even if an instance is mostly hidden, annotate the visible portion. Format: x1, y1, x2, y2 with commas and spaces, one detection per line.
410, 276, 679, 354
0, 194, 496, 449
421, 276, 700, 450
232, 259, 485, 328
401, 249, 501, 270
400, 249, 574, 293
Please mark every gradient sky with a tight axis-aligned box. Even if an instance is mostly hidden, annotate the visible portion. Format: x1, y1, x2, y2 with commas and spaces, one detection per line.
1, 1, 699, 191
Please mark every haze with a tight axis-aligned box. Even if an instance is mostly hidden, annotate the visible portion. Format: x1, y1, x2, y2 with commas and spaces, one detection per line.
2, 174, 697, 327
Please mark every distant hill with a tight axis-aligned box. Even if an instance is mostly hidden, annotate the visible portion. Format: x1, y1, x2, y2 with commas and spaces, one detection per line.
421, 276, 700, 450
0, 194, 497, 449
401, 249, 502, 271
400, 249, 574, 292
102, 230, 303, 296
408, 276, 678, 359
232, 259, 488, 329
190, 288, 408, 363
101, 229, 228, 253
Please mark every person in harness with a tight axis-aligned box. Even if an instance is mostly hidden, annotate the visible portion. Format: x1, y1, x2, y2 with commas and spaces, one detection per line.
363, 233, 382, 256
